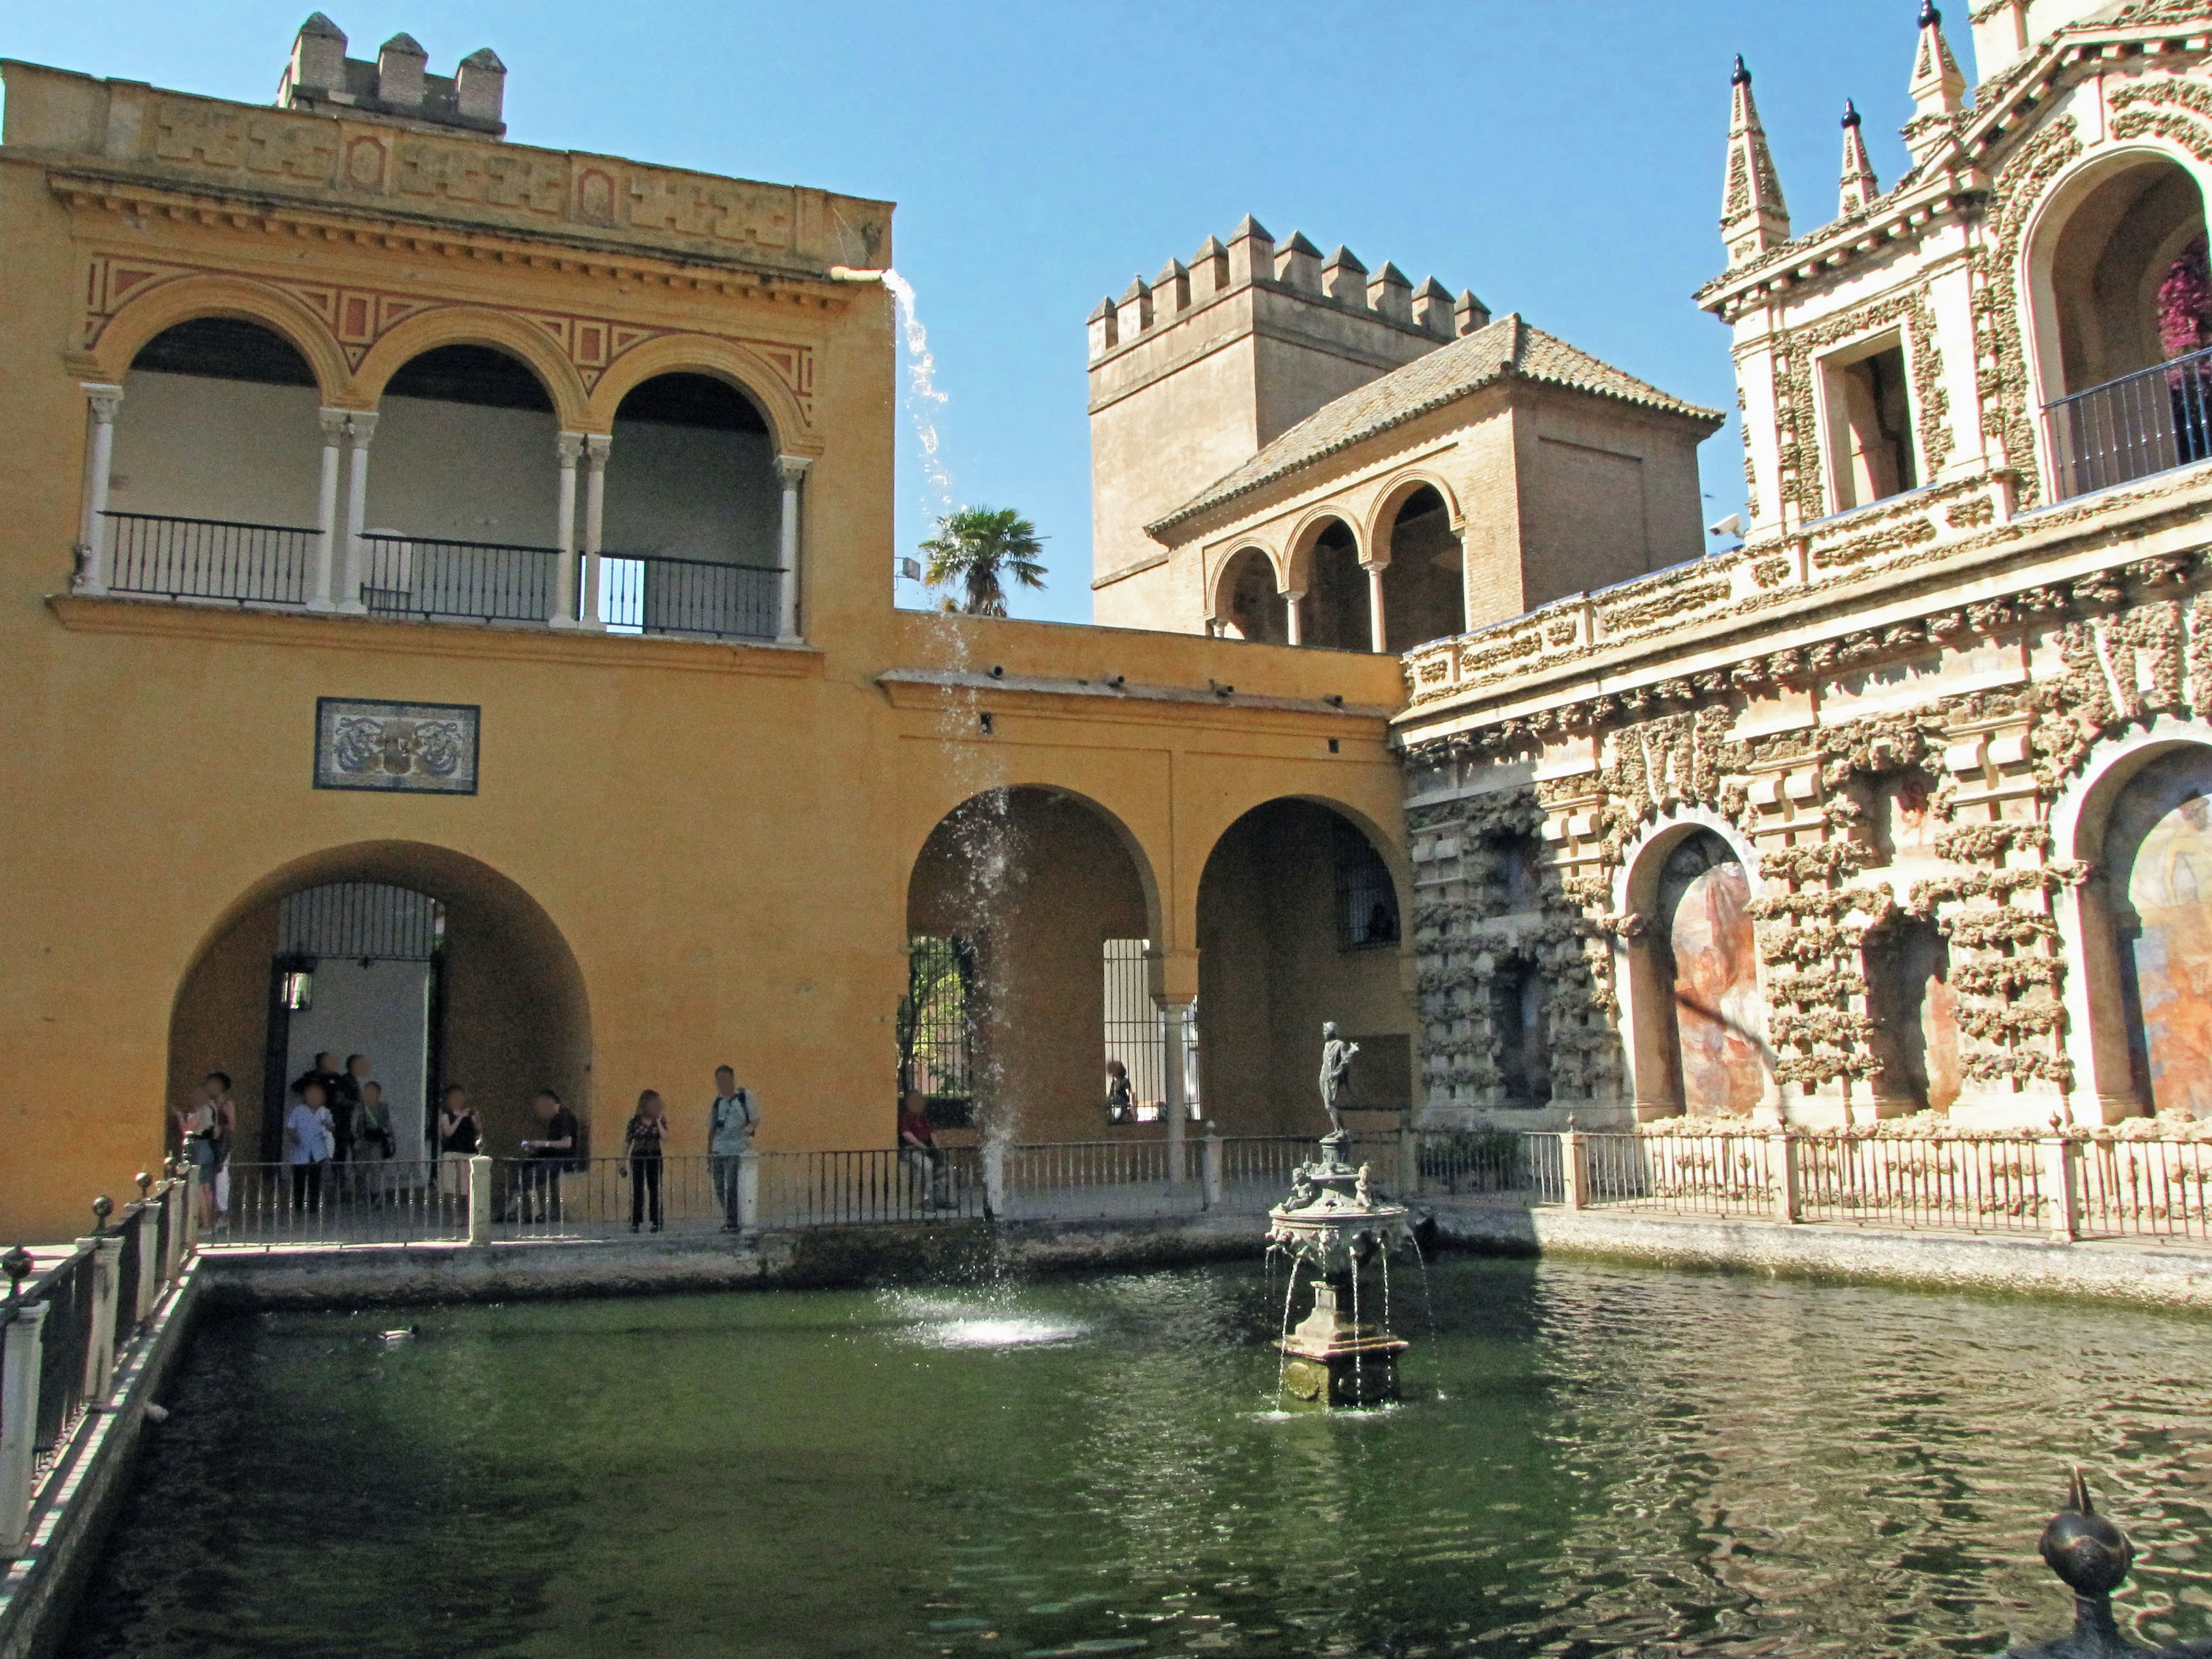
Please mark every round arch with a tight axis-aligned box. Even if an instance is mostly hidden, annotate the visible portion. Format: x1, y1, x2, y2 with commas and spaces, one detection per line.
1359, 470, 1464, 560
89, 274, 355, 405
903, 783, 1165, 946
1209, 544, 1289, 642
1282, 506, 1363, 594
168, 838, 593, 1167
2048, 716, 2212, 1121
1613, 810, 1770, 1120
2021, 140, 2212, 421
585, 335, 817, 457
354, 307, 591, 428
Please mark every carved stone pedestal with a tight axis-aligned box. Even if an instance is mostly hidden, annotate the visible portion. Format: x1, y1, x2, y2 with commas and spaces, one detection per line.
1279, 1275, 1408, 1407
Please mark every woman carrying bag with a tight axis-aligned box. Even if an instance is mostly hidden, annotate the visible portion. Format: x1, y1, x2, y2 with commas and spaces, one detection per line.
619, 1089, 669, 1233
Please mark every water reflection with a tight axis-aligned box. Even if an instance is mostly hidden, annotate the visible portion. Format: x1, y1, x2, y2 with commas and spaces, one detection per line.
63, 1258, 2212, 1659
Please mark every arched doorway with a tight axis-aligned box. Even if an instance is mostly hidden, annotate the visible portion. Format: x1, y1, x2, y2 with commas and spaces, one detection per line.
1629, 829, 1764, 1118
108, 317, 325, 603
1216, 546, 1287, 643
2036, 153, 2212, 495
2102, 745, 2212, 1118
1380, 486, 1465, 651
1195, 800, 1410, 1135
168, 841, 593, 1185
906, 788, 1158, 1143
604, 372, 782, 638
366, 343, 562, 619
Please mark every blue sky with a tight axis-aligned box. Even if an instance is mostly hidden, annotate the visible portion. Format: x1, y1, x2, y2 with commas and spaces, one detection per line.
5, 2, 1958, 623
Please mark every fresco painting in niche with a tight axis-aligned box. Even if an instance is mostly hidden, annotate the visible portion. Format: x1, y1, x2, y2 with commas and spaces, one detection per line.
2129, 790, 2212, 1118
1666, 843, 1764, 1116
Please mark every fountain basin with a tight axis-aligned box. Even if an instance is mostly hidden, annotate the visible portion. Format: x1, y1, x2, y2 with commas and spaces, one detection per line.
1267, 1148, 1418, 1406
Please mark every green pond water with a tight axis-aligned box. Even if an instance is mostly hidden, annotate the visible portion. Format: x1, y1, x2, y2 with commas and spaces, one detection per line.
63, 1256, 2212, 1659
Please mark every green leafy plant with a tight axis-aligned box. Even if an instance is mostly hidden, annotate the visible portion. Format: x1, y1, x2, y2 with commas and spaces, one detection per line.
921, 506, 1047, 617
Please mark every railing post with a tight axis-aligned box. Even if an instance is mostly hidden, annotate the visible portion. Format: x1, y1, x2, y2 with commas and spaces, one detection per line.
132, 1191, 160, 1323
1399, 1121, 1421, 1198
983, 1142, 1006, 1219
1560, 1129, 1588, 1212
737, 1149, 760, 1230
1201, 1132, 1223, 1210
2043, 1132, 2081, 1244
80, 1229, 121, 1404
181, 1162, 202, 1257
1770, 1129, 1801, 1224
165, 1168, 188, 1281
467, 1154, 493, 1247
1, 1297, 50, 1557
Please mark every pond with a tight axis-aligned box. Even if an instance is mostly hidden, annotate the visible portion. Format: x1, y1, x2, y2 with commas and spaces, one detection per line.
64, 1257, 2212, 1659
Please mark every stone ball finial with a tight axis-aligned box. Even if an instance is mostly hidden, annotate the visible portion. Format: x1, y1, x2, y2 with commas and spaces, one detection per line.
1919, 1, 1942, 25
92, 1195, 113, 1224
135, 1169, 151, 1196
1732, 54, 1752, 86
1843, 98, 1862, 128
2039, 1470, 2134, 1599
2, 1245, 31, 1299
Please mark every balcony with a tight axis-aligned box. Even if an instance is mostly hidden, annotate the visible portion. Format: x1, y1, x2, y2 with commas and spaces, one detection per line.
99, 512, 785, 639
2045, 346, 2212, 503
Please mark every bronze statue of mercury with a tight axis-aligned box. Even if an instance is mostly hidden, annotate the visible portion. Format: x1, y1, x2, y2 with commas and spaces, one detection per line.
1318, 1021, 1359, 1142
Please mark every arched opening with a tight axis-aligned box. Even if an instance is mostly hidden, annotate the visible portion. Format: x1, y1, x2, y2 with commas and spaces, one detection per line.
365, 344, 561, 619
906, 788, 1157, 1143
108, 317, 324, 603
2101, 745, 2212, 1118
1295, 519, 1371, 652
603, 372, 782, 638
1216, 547, 1288, 642
1862, 916, 1959, 1115
166, 842, 592, 1221
2038, 154, 2212, 496
1380, 486, 1465, 651
1628, 829, 1764, 1118
1195, 799, 1411, 1134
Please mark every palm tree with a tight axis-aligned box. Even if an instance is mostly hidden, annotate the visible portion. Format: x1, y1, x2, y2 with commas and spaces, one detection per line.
919, 506, 1046, 617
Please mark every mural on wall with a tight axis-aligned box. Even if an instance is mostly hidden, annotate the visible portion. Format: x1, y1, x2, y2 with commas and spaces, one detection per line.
2127, 790, 2212, 1118
1663, 836, 1764, 1116
314, 698, 479, 795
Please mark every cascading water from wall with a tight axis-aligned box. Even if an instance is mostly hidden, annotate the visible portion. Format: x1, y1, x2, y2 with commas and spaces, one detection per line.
884, 268, 1024, 1168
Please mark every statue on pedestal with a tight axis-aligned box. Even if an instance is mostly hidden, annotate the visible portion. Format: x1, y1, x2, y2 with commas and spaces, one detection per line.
1318, 1021, 1359, 1150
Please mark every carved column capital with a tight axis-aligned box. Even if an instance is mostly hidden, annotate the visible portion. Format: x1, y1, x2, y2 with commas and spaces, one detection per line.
583, 432, 612, 468
81, 382, 123, 423
774, 454, 813, 490
344, 411, 379, 446
556, 431, 586, 464
318, 407, 352, 441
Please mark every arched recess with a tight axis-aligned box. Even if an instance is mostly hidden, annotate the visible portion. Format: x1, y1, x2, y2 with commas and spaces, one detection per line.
353, 307, 590, 428
2027, 146, 2212, 492
362, 340, 566, 555
1195, 796, 1412, 1135
89, 274, 354, 404
904, 786, 1162, 1143
1616, 814, 1768, 1119
585, 335, 815, 458
1378, 483, 1467, 652
2052, 721, 2212, 1122
1284, 512, 1370, 651
167, 840, 593, 1167
1211, 544, 1289, 642
107, 317, 327, 569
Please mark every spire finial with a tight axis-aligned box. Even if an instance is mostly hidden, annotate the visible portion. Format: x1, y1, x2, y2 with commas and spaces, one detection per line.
1908, 0, 1967, 141
1721, 56, 1790, 266
1840, 97, 1881, 216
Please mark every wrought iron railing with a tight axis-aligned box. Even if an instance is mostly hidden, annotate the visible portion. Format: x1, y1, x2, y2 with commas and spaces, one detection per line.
360, 533, 562, 624
219, 1160, 470, 1244
599, 552, 780, 640
103, 511, 315, 605
2044, 343, 2212, 499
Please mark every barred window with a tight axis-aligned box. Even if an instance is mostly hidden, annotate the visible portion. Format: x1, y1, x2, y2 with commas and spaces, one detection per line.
1102, 940, 1200, 1124
899, 935, 975, 1128
1335, 822, 1399, 949
278, 882, 442, 961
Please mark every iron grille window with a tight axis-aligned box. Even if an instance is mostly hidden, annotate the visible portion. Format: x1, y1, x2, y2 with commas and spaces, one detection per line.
277, 883, 441, 962
1335, 823, 1400, 949
1101, 940, 1199, 1123
900, 936, 975, 1128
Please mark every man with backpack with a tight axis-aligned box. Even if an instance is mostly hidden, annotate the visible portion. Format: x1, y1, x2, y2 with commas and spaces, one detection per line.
709, 1066, 756, 1231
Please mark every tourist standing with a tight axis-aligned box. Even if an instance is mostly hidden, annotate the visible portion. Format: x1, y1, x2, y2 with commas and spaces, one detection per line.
283, 1080, 335, 1213
293, 1050, 347, 1147
173, 1086, 221, 1230
620, 1089, 669, 1233
708, 1066, 756, 1230
203, 1071, 236, 1226
354, 1079, 395, 1202
517, 1089, 578, 1224
897, 1088, 948, 1210
337, 1054, 374, 1164
437, 1085, 479, 1199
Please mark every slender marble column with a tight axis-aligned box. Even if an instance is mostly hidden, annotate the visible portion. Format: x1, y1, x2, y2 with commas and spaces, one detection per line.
310, 408, 347, 611
1282, 588, 1305, 646
75, 384, 124, 594
339, 412, 378, 614
551, 432, 584, 627
775, 454, 813, 643
580, 434, 610, 629
1366, 563, 1388, 653
1158, 996, 1196, 1188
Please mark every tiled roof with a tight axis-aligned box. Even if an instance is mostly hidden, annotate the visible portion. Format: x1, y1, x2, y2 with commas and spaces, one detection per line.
1149, 314, 1724, 534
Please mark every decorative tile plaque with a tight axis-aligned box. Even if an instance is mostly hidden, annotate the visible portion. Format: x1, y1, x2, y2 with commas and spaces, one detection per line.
313, 698, 479, 795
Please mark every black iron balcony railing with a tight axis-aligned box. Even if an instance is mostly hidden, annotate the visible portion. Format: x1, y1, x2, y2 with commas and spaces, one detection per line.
2044, 343, 2212, 501
600, 552, 781, 641
360, 533, 560, 626
103, 511, 315, 605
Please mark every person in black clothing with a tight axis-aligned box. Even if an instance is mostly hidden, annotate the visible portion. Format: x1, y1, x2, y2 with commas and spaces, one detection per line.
517, 1089, 579, 1224
437, 1084, 479, 1199
619, 1089, 668, 1233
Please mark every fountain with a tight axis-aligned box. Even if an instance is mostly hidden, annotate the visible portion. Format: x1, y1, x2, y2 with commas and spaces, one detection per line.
1266, 1023, 1417, 1407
